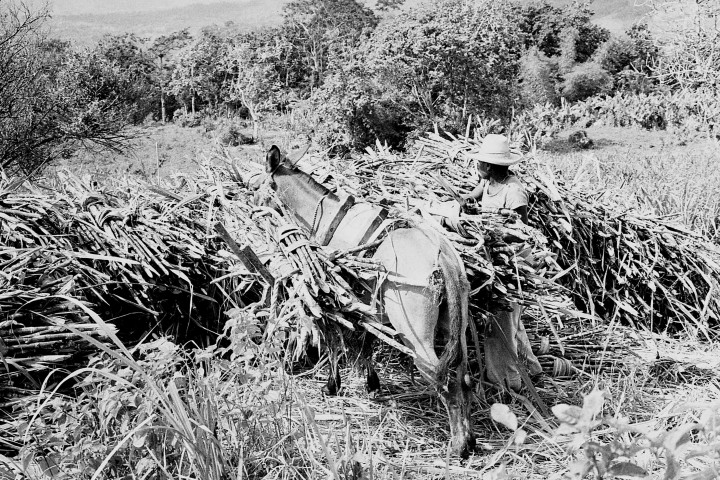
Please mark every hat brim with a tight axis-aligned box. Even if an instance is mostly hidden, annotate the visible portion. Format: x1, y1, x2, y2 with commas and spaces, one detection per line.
470, 150, 523, 166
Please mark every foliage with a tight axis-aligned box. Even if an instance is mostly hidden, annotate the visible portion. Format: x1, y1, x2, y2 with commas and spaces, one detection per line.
594, 35, 641, 75
518, 47, 560, 107
555, 389, 720, 479
312, 59, 412, 150
94, 34, 159, 123
315, 0, 525, 149
647, 0, 720, 91
280, 0, 378, 91
8, 297, 375, 480
0, 2, 132, 175
592, 25, 660, 95
215, 120, 254, 146
374, 0, 406, 10
560, 61, 613, 102
512, 0, 610, 62
558, 26, 579, 74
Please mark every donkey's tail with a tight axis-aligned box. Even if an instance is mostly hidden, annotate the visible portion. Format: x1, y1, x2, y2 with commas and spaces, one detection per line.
435, 235, 471, 386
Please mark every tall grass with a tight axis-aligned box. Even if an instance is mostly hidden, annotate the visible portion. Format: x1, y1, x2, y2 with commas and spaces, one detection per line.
540, 134, 720, 240
1, 306, 368, 479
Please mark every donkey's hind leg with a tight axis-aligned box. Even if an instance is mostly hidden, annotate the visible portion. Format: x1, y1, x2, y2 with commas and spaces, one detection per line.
321, 347, 341, 396
361, 335, 380, 395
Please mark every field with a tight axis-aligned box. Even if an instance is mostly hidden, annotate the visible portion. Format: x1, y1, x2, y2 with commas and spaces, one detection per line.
2, 119, 715, 479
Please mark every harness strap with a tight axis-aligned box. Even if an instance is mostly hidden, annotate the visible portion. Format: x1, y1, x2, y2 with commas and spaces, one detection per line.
309, 192, 330, 236
356, 217, 401, 258
277, 225, 303, 240
284, 239, 310, 253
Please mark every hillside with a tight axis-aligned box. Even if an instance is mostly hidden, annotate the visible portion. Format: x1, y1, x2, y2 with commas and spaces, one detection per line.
45, 1, 282, 44
39, 0, 651, 45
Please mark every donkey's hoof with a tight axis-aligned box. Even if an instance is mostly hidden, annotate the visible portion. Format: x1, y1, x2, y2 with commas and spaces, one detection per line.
455, 435, 477, 460
321, 382, 339, 396
366, 370, 380, 394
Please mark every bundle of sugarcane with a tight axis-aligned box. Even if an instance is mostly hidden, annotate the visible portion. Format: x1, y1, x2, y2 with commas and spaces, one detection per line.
409, 132, 720, 337
0, 168, 267, 388
276, 145, 572, 320
240, 202, 414, 360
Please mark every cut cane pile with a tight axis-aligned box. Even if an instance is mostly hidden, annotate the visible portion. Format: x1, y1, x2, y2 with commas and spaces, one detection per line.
2, 129, 720, 408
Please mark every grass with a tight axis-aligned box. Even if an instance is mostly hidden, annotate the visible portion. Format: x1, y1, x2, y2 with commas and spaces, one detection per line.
6, 321, 720, 479
6, 120, 720, 478
540, 124, 720, 239
56, 116, 310, 184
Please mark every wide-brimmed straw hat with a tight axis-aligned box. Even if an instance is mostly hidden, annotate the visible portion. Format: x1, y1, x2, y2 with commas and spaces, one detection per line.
470, 134, 523, 166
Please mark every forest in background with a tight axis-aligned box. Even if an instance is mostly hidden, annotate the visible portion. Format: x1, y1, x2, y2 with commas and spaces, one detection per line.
3, 0, 719, 178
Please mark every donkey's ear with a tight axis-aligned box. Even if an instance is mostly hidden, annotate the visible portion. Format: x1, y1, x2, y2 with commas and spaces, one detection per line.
266, 145, 282, 174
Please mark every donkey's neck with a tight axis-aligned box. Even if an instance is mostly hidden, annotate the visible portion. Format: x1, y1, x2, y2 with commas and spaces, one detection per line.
274, 166, 341, 233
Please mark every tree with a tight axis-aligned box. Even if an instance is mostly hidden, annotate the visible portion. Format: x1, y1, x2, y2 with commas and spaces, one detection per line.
0, 2, 131, 175
94, 34, 158, 123
513, 1, 610, 62
281, 0, 378, 91
312, 0, 526, 149
374, 0, 405, 10
150, 29, 193, 121
361, 0, 524, 130
226, 36, 283, 140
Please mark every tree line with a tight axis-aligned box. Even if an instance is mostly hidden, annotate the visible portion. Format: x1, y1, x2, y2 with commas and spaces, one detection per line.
1, 0, 716, 174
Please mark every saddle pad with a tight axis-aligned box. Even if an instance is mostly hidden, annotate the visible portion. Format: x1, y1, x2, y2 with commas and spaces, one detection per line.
326, 203, 388, 251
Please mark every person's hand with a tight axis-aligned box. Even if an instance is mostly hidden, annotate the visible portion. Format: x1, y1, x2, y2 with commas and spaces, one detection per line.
459, 194, 478, 212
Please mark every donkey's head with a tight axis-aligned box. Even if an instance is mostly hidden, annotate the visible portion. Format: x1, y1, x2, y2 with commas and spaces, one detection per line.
265, 145, 290, 178
265, 145, 339, 234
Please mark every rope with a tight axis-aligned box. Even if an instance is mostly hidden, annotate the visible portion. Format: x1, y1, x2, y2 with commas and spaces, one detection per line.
309, 192, 330, 236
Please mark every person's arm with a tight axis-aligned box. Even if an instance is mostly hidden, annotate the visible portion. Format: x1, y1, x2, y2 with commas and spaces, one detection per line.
461, 180, 486, 205
463, 182, 484, 200
505, 181, 529, 223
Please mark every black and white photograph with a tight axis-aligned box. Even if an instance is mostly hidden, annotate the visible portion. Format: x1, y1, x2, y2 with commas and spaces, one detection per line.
1, 0, 719, 478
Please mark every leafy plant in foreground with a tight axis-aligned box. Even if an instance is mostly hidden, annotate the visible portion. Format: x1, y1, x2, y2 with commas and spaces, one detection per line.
554, 389, 720, 479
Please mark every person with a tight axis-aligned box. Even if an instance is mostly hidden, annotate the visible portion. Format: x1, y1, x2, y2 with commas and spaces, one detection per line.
462, 134, 542, 392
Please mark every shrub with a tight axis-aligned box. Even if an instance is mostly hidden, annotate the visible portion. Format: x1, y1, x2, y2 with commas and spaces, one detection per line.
314, 0, 524, 149
174, 111, 202, 128
513, 0, 610, 61
561, 62, 613, 102
0, 5, 132, 175
312, 62, 412, 151
216, 121, 253, 146
518, 47, 560, 107
593, 35, 638, 75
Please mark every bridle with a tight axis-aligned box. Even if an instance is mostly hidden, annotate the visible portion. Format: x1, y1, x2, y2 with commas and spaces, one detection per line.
309, 191, 330, 236
269, 159, 330, 237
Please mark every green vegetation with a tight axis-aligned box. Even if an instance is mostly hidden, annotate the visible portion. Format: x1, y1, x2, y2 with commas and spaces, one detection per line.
3, 0, 720, 478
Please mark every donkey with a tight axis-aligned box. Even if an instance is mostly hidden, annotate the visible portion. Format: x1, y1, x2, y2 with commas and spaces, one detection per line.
264, 146, 475, 457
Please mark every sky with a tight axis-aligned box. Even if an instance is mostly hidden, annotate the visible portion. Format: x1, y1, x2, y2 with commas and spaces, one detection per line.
33, 0, 257, 15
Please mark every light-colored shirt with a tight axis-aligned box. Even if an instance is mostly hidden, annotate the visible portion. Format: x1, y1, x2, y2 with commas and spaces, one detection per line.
480, 176, 527, 211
